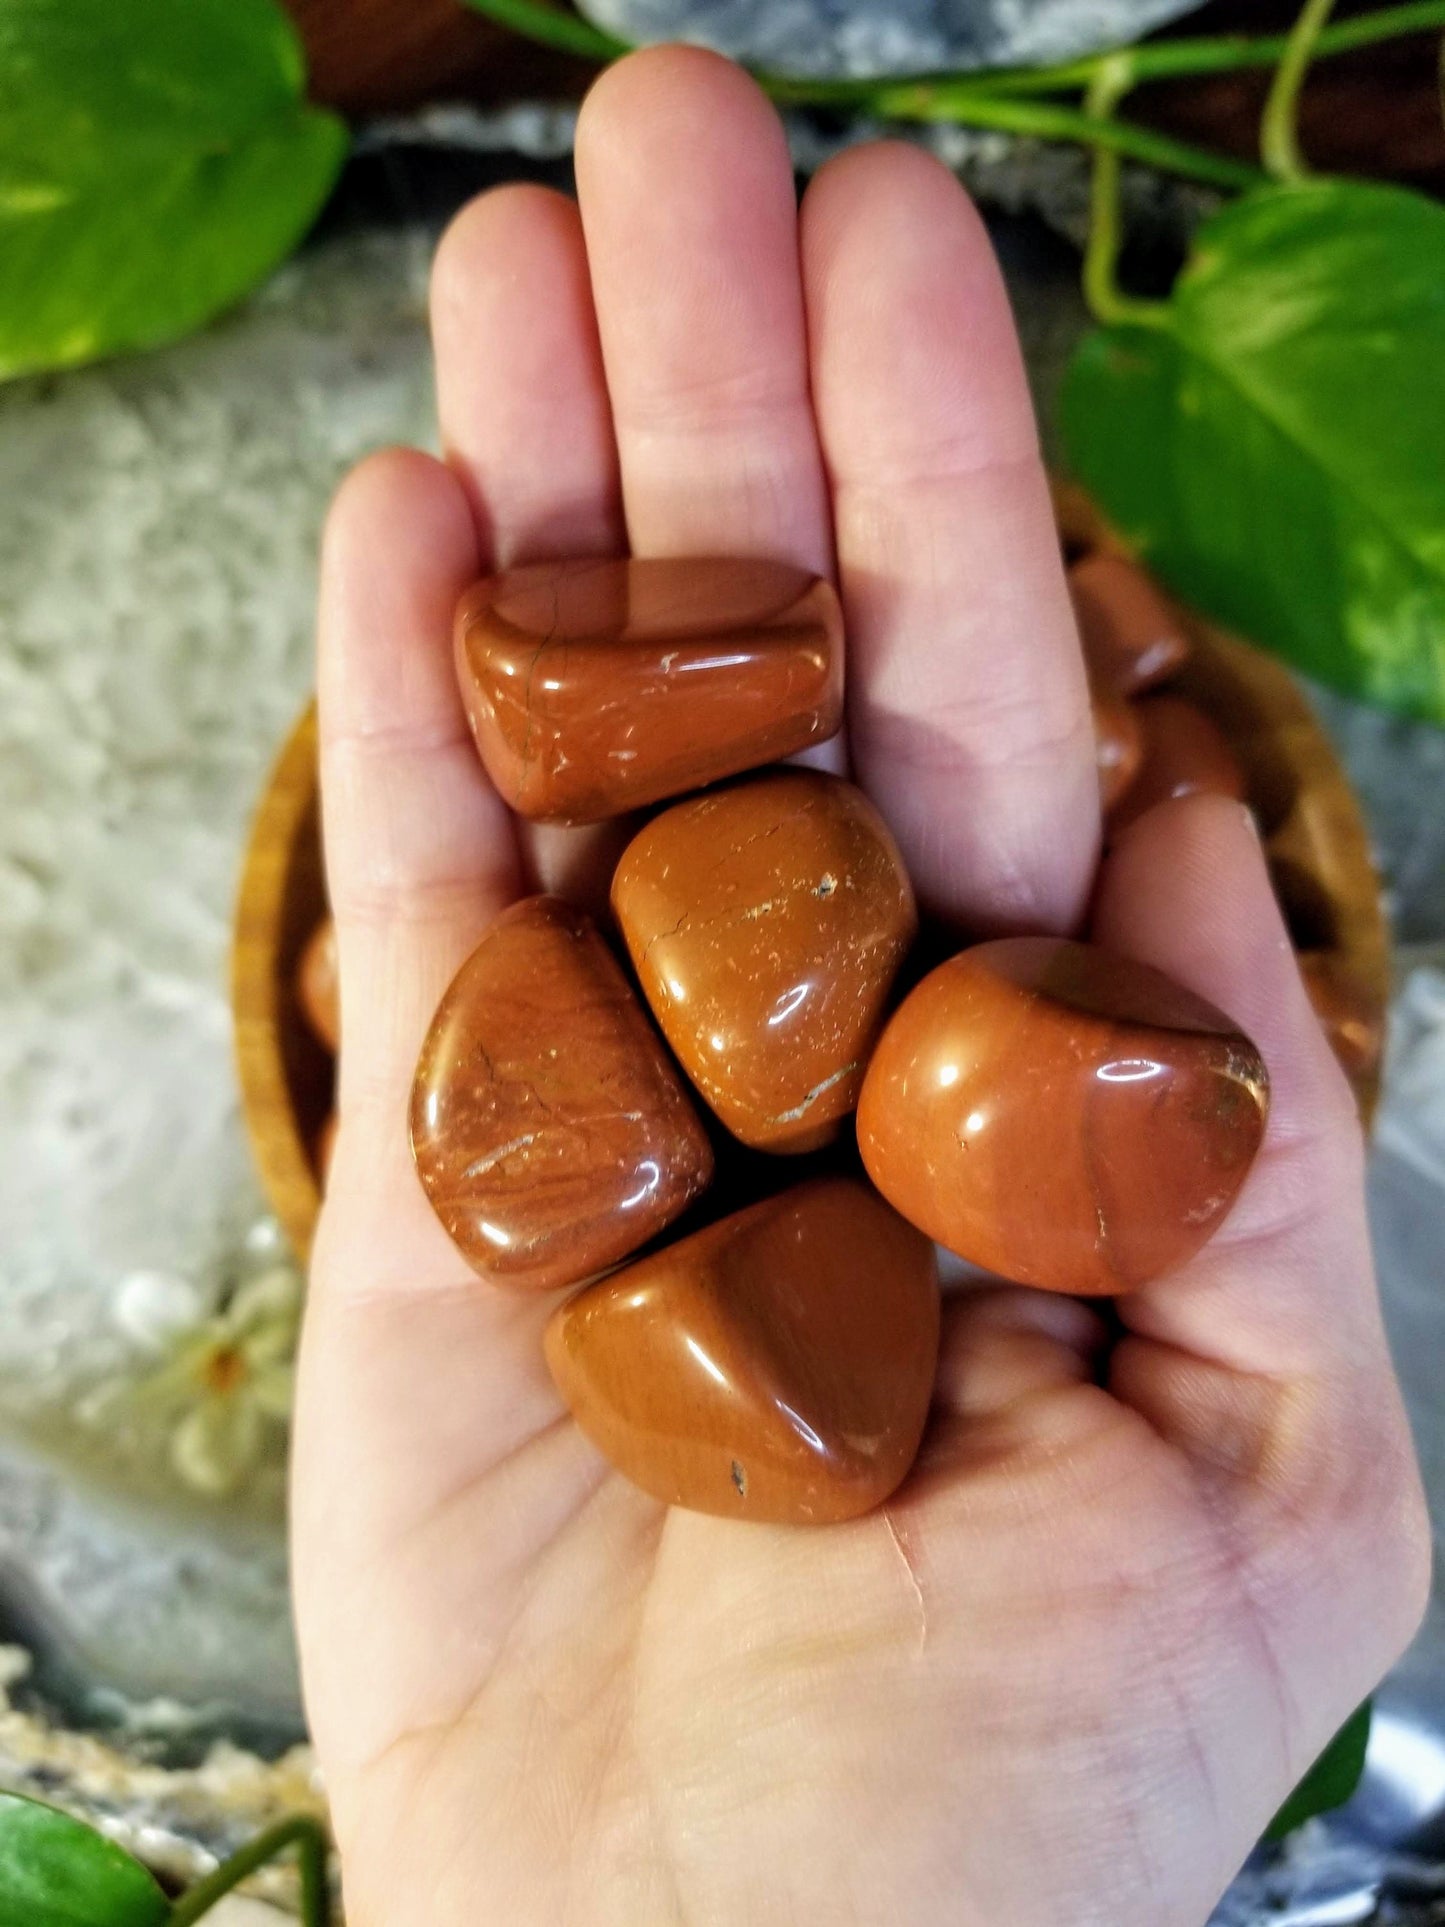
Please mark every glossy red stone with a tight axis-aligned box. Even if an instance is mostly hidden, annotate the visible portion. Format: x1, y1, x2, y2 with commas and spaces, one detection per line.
612, 771, 918, 1152
410, 897, 713, 1290
1299, 952, 1383, 1083
1070, 551, 1191, 695
857, 938, 1269, 1296
1091, 686, 1144, 810
455, 556, 843, 823
315, 1111, 338, 1186
297, 917, 339, 1052
1108, 695, 1248, 836
544, 1177, 940, 1523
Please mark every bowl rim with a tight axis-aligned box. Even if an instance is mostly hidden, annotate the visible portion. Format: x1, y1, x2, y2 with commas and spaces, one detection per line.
231, 701, 324, 1261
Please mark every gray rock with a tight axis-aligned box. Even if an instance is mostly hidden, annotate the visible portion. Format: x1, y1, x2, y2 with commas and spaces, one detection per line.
1305, 685, 1445, 947
574, 0, 1208, 79
0, 223, 438, 1732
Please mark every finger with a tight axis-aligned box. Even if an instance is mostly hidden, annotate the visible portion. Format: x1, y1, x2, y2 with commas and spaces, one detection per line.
936, 1288, 1107, 1422
800, 143, 1098, 931
432, 182, 623, 567
318, 447, 520, 1143
433, 184, 630, 890
304, 457, 583, 1768
300, 208, 641, 1793
575, 47, 835, 580
1092, 797, 1428, 1703
1090, 795, 1380, 1376
908, 1288, 1121, 1498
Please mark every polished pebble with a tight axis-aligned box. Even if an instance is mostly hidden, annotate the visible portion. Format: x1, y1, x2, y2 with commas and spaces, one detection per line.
612, 771, 918, 1152
1299, 951, 1383, 1083
454, 556, 843, 823
857, 937, 1269, 1295
1108, 694, 1248, 836
544, 1176, 940, 1523
1091, 686, 1144, 811
410, 896, 713, 1290
1070, 551, 1191, 695
315, 1111, 338, 1187
297, 916, 339, 1052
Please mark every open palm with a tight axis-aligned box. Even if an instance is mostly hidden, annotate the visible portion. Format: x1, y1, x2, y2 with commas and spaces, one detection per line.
292, 48, 1427, 1927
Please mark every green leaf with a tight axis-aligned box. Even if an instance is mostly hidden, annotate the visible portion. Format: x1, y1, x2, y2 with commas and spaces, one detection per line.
1265, 1701, 1373, 1841
0, 1790, 170, 1926
457, 0, 629, 61
0, 0, 348, 380
1061, 179, 1445, 722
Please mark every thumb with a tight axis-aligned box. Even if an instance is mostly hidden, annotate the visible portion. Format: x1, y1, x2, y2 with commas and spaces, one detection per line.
1091, 792, 1379, 1381
1088, 798, 1428, 1745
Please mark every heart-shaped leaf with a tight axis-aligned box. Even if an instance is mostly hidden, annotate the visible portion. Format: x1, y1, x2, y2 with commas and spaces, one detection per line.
1265, 1700, 1372, 1841
0, 0, 347, 381
1061, 180, 1445, 722
0, 1790, 170, 1925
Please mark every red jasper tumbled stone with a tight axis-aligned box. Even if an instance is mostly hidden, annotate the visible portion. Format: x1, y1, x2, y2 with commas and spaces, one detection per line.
857, 937, 1269, 1296
454, 556, 843, 823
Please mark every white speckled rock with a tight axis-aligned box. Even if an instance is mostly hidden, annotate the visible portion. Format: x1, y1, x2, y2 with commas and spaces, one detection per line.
0, 223, 437, 1726
574, 0, 1208, 79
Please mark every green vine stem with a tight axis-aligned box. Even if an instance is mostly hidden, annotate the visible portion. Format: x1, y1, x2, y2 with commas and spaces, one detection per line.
928, 0, 1445, 95
459, 0, 1445, 189
460, 0, 627, 58
460, 0, 1445, 113
1081, 58, 1170, 327
168, 1817, 331, 1927
862, 83, 1261, 188
1261, 0, 1339, 179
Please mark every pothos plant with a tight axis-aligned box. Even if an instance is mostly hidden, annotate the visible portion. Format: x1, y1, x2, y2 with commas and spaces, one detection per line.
8, 0, 1442, 722
0, 1793, 331, 1925
0, 0, 1431, 1912
464, 0, 1445, 724
0, 1707, 1372, 1924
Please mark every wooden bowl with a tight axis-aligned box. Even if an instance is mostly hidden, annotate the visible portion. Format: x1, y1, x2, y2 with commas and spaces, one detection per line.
1056, 482, 1389, 1123
231, 703, 330, 1260
231, 510, 1389, 1256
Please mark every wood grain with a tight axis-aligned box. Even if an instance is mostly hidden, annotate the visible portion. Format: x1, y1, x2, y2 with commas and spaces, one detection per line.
231, 703, 330, 1261
1056, 481, 1390, 1123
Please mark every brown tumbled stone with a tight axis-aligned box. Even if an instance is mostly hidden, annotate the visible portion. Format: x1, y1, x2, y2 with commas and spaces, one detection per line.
297, 917, 339, 1053
1299, 951, 1383, 1084
1091, 686, 1143, 810
410, 896, 712, 1291
315, 1111, 338, 1187
544, 1176, 940, 1523
1070, 552, 1191, 695
857, 937, 1269, 1296
1108, 694, 1248, 836
612, 771, 918, 1153
454, 556, 843, 823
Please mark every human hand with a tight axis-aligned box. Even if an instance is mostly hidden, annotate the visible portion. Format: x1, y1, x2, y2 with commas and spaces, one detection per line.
292, 47, 1429, 1927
